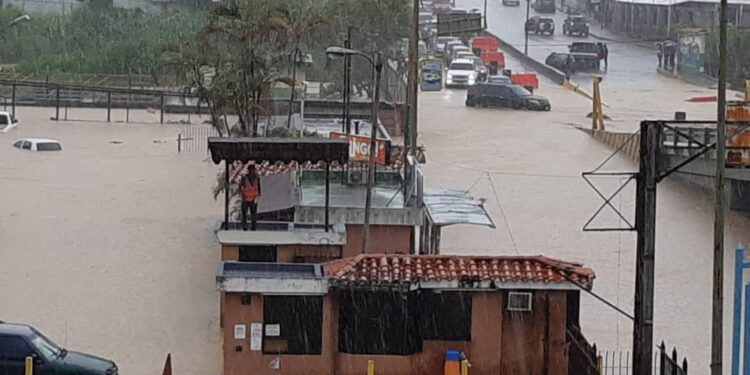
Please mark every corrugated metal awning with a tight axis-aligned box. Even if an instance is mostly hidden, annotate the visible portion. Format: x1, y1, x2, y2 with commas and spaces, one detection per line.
423, 188, 495, 228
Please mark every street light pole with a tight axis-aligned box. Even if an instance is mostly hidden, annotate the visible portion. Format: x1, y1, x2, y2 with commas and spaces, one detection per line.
343, 26, 353, 133
325, 46, 383, 255
362, 53, 383, 255
524, 0, 531, 55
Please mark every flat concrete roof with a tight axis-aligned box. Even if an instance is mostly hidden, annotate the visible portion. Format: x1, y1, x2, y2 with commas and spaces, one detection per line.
300, 181, 404, 208
215, 222, 347, 246
217, 261, 328, 295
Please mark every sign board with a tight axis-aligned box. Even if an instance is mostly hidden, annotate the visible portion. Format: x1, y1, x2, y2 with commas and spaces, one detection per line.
265, 324, 281, 337
250, 323, 263, 351
677, 33, 706, 74
330, 132, 390, 165
726, 102, 750, 167
421, 59, 444, 91
233, 324, 247, 340
437, 12, 482, 36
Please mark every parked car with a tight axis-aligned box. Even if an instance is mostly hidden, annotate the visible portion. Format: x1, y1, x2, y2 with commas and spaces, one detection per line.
503, 0, 520, 6
562, 15, 589, 36
0, 111, 18, 133
448, 45, 471, 65
532, 0, 556, 13
465, 83, 551, 110
470, 56, 489, 82
545, 52, 573, 71
0, 321, 118, 375
568, 42, 602, 69
446, 59, 479, 87
443, 40, 465, 62
12, 138, 63, 151
455, 50, 475, 61
525, 16, 555, 35
487, 75, 511, 85
435, 36, 459, 56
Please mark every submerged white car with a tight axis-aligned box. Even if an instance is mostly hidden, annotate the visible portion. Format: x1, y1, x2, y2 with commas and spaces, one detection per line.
0, 111, 18, 133
12, 138, 63, 151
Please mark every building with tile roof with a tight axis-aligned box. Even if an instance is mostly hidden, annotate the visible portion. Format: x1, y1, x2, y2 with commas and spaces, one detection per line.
217, 253, 598, 375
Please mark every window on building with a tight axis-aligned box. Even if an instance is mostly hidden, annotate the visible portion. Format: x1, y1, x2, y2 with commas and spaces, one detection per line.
507, 291, 534, 312
240, 294, 252, 305
263, 296, 322, 355
239, 246, 276, 262
420, 291, 472, 341
338, 291, 421, 355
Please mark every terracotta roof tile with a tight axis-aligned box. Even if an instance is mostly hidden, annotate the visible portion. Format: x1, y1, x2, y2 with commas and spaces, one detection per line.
324, 254, 595, 289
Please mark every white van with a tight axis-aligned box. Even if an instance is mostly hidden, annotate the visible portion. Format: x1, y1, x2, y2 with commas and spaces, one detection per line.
12, 138, 63, 151
0, 111, 18, 133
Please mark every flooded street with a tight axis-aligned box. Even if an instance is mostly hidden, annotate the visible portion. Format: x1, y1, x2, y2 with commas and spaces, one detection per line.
0, 61, 745, 375
419, 54, 750, 371
0, 107, 223, 375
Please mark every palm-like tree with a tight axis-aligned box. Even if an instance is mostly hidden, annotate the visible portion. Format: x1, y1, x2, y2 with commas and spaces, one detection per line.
203, 0, 292, 136
276, 3, 328, 129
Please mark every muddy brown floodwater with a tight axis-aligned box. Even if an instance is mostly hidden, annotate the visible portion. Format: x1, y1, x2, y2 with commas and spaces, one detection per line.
0, 107, 223, 375
420, 65, 750, 372
0, 65, 747, 375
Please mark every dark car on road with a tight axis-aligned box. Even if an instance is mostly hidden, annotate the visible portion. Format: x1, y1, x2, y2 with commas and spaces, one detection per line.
568, 42, 602, 69
532, 0, 556, 13
562, 15, 589, 36
545, 52, 573, 71
0, 322, 118, 375
487, 75, 512, 85
465, 83, 551, 111
525, 16, 555, 35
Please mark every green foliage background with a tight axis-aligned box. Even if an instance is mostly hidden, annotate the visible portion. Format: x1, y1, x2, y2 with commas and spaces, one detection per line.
0, 0, 408, 78
0, 7, 206, 74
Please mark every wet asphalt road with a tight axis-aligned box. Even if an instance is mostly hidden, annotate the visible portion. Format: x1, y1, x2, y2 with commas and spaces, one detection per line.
458, 0, 661, 88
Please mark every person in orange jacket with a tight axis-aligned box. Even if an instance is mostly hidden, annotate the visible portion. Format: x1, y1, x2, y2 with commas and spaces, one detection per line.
239, 165, 261, 231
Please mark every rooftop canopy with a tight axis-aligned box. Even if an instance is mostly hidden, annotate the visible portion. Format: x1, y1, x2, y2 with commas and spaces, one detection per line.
423, 188, 495, 228
325, 254, 595, 290
208, 137, 349, 164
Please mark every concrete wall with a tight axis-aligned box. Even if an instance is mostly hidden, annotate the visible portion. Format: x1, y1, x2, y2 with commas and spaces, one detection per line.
3, 0, 79, 15
501, 291, 568, 375
222, 293, 337, 375
277, 244, 341, 262
220, 244, 342, 262
342, 224, 412, 257
222, 245, 239, 261
481, 31, 567, 85
221, 291, 571, 375
604, 1, 750, 38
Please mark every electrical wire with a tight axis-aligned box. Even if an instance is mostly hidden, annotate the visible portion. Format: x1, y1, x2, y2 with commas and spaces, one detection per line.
585, 128, 641, 174
464, 172, 485, 192
431, 159, 614, 179
487, 172, 520, 255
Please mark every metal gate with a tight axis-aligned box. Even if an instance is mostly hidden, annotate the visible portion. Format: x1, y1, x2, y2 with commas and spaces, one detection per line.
178, 124, 219, 154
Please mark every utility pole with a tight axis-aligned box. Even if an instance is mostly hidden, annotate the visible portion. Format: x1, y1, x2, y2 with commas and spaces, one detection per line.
632, 121, 660, 375
711, 0, 729, 370
409, 0, 419, 155
362, 53, 383, 255
524, 0, 531, 55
